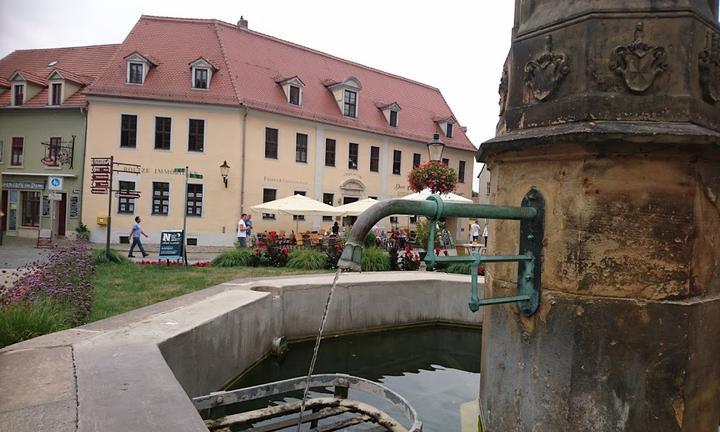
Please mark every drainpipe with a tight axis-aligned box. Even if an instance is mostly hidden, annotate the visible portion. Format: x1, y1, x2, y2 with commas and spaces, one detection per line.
78, 106, 89, 235
240, 105, 248, 213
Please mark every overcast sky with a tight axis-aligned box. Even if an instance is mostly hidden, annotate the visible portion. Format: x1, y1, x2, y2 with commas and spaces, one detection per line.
0, 0, 514, 191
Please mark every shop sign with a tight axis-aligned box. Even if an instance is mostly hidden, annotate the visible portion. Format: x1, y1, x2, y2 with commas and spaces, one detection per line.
159, 230, 184, 260
3, 180, 45, 190
69, 196, 80, 218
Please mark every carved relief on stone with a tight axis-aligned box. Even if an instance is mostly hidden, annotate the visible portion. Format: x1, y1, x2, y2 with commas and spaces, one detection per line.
609, 22, 667, 93
524, 35, 570, 102
699, 31, 720, 105
498, 64, 508, 115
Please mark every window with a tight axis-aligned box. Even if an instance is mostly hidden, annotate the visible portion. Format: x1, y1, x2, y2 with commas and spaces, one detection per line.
21, 191, 40, 227
152, 182, 169, 215
129, 63, 144, 84
348, 142, 359, 170
193, 68, 208, 89
13, 84, 24, 106
188, 119, 205, 152
389, 110, 398, 127
392, 150, 402, 175
458, 161, 466, 183
446, 122, 453, 138
370, 146, 379, 172
413, 153, 421, 168
155, 117, 171, 150
262, 188, 277, 220
120, 114, 137, 148
486, 181, 491, 196
293, 190, 306, 220
289, 85, 301, 105
186, 184, 203, 217
325, 138, 336, 167
48, 137, 61, 166
323, 193, 334, 221
118, 181, 135, 214
11, 137, 23, 166
296, 133, 308, 163
265, 128, 278, 159
51, 83, 62, 106
442, 158, 449, 166
343, 90, 357, 117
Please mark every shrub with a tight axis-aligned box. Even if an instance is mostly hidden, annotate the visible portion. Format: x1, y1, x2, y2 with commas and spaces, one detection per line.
211, 249, 254, 267
287, 248, 327, 270
361, 247, 390, 272
388, 247, 400, 271
0, 298, 71, 348
364, 230, 377, 247
445, 263, 485, 276
75, 223, 90, 240
324, 241, 344, 269
399, 246, 421, 271
5, 240, 95, 325
93, 248, 130, 265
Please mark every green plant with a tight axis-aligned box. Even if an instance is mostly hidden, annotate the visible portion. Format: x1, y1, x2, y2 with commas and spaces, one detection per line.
93, 248, 130, 265
364, 230, 377, 247
361, 247, 390, 272
408, 161, 458, 194
75, 223, 90, 240
446, 263, 472, 275
287, 248, 327, 270
0, 298, 71, 348
211, 249, 255, 267
415, 218, 441, 250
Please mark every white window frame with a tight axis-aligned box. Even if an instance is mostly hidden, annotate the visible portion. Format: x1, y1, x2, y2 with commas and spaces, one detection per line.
389, 109, 398, 127
191, 67, 210, 90
12, 83, 25, 106
48, 81, 63, 106
343, 89, 358, 118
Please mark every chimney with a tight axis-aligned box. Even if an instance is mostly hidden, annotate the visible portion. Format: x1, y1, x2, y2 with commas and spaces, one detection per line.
237, 16, 248, 30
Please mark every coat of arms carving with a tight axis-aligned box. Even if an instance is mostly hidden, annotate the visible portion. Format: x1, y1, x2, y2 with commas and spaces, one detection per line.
524, 35, 569, 102
609, 22, 667, 93
699, 31, 720, 105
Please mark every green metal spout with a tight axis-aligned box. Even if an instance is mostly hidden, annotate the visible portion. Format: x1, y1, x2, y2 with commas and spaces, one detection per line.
337, 197, 536, 271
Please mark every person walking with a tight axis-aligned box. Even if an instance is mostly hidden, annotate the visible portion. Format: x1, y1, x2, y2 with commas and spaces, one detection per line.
483, 223, 489, 246
237, 214, 248, 247
471, 219, 481, 243
245, 214, 253, 246
128, 216, 149, 258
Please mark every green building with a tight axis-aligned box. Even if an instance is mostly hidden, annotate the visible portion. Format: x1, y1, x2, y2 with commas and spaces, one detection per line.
0, 44, 118, 239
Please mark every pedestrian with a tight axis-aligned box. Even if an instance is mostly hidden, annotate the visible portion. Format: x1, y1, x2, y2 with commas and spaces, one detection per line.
128, 216, 149, 258
245, 214, 253, 246
471, 219, 481, 243
237, 214, 248, 247
332, 221, 340, 235
483, 223, 489, 246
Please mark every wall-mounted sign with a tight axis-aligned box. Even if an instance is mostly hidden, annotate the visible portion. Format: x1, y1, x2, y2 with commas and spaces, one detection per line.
116, 190, 141, 199
69, 196, 79, 218
3, 180, 45, 190
159, 230, 184, 260
48, 176, 63, 191
48, 192, 62, 201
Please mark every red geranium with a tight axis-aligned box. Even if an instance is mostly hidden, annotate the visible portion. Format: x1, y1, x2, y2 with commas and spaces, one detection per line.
407, 161, 458, 194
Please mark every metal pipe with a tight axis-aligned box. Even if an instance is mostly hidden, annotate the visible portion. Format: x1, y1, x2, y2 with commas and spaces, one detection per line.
338, 198, 536, 271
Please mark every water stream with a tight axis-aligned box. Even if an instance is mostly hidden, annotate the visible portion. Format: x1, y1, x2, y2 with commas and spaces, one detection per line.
295, 267, 343, 430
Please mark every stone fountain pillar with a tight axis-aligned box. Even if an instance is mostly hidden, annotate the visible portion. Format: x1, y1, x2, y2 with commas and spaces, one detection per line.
477, 2, 720, 430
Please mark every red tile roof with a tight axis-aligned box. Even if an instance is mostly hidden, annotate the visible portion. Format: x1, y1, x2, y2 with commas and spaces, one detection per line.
0, 44, 119, 108
87, 16, 475, 151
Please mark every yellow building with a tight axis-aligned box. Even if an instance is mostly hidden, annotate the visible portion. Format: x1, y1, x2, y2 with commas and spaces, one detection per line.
82, 16, 476, 245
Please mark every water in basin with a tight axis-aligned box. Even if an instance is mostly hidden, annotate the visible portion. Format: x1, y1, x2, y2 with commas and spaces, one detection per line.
226, 324, 481, 431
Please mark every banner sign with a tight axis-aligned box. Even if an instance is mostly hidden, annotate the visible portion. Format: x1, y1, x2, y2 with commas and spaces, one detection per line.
159, 230, 184, 260
3, 180, 45, 190
91, 158, 111, 194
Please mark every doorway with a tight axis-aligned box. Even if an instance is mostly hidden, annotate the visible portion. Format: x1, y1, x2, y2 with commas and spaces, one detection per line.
56, 193, 67, 236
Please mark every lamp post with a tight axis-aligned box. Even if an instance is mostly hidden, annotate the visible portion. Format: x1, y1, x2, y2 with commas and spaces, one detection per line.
220, 160, 230, 188
427, 133, 445, 162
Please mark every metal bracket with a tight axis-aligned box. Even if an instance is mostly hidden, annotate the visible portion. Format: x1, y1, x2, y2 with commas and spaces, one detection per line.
423, 188, 544, 316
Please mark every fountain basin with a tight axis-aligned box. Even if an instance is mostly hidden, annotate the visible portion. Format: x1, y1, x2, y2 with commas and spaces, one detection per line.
0, 272, 482, 432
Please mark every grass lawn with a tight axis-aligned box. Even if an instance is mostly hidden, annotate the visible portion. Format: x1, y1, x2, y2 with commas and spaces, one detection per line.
90, 263, 331, 322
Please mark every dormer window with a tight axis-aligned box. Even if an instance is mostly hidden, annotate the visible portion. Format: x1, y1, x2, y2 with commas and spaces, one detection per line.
378, 102, 401, 127
194, 68, 208, 89
435, 116, 456, 139
389, 110, 398, 127
129, 63, 144, 84
344, 90, 357, 117
50, 83, 62, 106
446, 122, 453, 138
277, 76, 304, 106
125, 52, 155, 85
326, 76, 362, 118
190, 58, 217, 90
13, 84, 24, 106
289, 85, 301, 105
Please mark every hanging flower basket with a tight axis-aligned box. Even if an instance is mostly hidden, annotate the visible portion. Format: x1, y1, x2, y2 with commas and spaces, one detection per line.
407, 161, 458, 194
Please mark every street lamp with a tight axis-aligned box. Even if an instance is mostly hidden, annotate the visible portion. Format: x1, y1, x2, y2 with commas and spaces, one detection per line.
220, 160, 230, 188
427, 133, 445, 162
